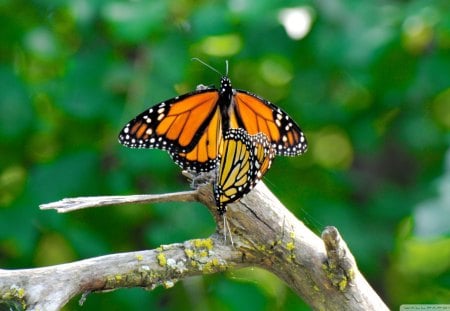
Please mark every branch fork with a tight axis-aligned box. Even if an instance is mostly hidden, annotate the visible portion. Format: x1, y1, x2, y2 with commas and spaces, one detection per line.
1, 182, 388, 311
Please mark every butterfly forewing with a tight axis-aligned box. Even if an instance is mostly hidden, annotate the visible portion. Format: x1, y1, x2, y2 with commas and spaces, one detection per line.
118, 89, 219, 154
233, 90, 307, 156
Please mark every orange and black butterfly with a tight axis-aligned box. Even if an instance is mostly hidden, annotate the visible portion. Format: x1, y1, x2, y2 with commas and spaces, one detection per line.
118, 68, 307, 172
214, 129, 275, 215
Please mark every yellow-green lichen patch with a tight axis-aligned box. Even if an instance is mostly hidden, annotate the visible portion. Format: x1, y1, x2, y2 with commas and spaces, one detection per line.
328, 261, 337, 269
285, 234, 296, 263
159, 244, 174, 251
193, 238, 214, 250
157, 252, 167, 267
323, 265, 334, 281
137, 265, 156, 287
211, 258, 220, 266
103, 268, 160, 291
286, 253, 296, 263
203, 257, 228, 273
322, 261, 351, 291
286, 241, 295, 251
338, 277, 348, 291
203, 261, 214, 273
255, 244, 266, 252
255, 242, 276, 255
184, 248, 194, 258
163, 280, 176, 289
346, 268, 355, 281
105, 274, 126, 288
135, 254, 143, 261
106, 275, 114, 285
274, 239, 282, 246
183, 238, 233, 273
1, 285, 27, 310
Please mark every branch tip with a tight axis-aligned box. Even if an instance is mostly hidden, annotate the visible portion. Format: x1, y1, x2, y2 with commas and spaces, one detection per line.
321, 226, 357, 290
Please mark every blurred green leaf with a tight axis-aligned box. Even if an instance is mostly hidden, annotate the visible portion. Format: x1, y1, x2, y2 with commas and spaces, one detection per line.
101, 0, 168, 43
387, 218, 450, 307
28, 151, 101, 203
228, 267, 286, 305
0, 66, 33, 140
34, 232, 76, 266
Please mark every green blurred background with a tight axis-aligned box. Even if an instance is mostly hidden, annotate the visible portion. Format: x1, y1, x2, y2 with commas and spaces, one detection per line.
1, 0, 449, 309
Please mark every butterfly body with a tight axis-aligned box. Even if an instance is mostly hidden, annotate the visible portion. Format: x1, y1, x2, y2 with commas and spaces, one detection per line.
119, 76, 307, 173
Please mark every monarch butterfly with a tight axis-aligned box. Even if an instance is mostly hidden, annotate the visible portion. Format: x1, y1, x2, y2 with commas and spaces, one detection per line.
214, 128, 275, 215
118, 65, 307, 172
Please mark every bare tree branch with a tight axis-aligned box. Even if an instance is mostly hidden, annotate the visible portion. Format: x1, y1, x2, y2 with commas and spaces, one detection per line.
0, 182, 389, 311
39, 191, 198, 213
0, 237, 242, 311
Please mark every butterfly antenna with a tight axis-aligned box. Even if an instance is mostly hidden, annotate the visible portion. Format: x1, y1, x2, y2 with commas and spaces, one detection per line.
191, 58, 223, 76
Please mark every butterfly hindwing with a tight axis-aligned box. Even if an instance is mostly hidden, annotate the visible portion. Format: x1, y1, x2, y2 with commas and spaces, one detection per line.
214, 128, 275, 214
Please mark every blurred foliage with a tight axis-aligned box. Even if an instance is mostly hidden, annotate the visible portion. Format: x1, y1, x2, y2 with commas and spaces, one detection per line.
1, 0, 449, 309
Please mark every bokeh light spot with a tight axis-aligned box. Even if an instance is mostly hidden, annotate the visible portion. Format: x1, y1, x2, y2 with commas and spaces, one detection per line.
0, 166, 27, 207
260, 58, 293, 86
199, 34, 242, 57
402, 8, 439, 54
23, 27, 58, 59
312, 127, 354, 170
278, 7, 314, 40
431, 88, 450, 129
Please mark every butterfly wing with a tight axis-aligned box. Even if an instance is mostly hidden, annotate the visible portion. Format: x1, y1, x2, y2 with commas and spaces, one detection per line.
118, 76, 307, 173
232, 90, 307, 156
118, 89, 222, 171
252, 131, 275, 181
170, 107, 222, 172
214, 128, 275, 214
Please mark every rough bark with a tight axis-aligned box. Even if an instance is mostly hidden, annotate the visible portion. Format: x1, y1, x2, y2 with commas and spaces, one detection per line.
0, 182, 389, 311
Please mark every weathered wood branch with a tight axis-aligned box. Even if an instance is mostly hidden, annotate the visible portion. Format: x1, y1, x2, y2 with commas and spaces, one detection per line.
39, 191, 198, 213
0, 182, 389, 311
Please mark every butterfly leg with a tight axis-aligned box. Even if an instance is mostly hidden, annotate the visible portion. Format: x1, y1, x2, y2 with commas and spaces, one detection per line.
182, 170, 215, 189
223, 214, 234, 246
